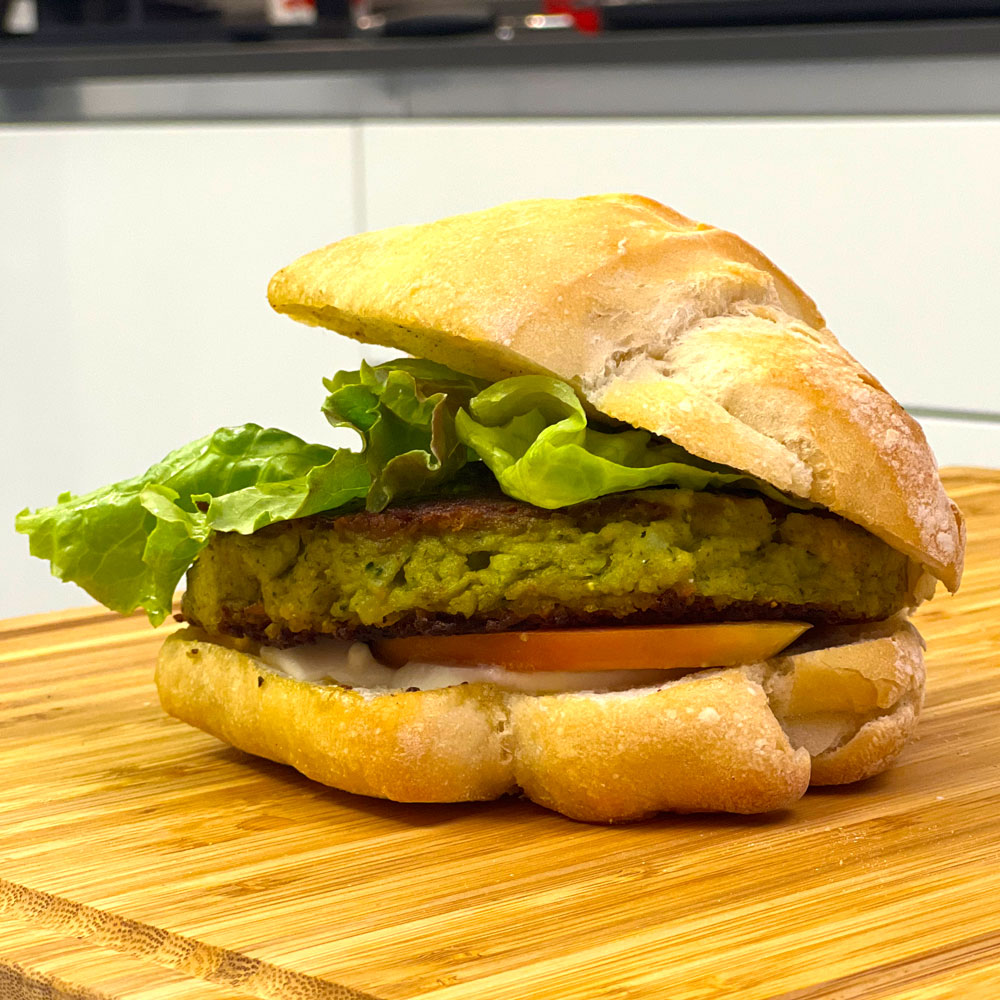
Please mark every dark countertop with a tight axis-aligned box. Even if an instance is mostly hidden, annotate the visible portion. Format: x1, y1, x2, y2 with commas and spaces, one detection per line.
3, 17, 1000, 87
3, 16, 1000, 120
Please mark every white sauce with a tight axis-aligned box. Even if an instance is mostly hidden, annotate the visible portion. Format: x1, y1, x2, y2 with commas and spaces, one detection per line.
259, 637, 675, 694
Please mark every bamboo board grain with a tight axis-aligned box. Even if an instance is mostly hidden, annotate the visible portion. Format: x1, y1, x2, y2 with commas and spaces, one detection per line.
2, 467, 998, 1000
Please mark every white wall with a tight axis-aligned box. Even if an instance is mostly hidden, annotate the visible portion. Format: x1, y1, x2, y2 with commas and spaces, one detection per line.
4, 117, 998, 619
3, 123, 366, 618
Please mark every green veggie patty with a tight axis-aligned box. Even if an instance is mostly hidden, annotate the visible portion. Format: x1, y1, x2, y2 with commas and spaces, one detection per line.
180, 487, 911, 647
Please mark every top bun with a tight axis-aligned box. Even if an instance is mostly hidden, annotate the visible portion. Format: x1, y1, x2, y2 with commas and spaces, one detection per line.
268, 193, 964, 591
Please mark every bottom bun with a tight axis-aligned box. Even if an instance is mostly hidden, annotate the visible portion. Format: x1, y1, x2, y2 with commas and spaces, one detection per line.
155, 618, 924, 823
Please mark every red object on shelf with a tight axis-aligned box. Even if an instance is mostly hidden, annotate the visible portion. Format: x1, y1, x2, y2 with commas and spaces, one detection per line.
268, 0, 317, 25
544, 0, 601, 32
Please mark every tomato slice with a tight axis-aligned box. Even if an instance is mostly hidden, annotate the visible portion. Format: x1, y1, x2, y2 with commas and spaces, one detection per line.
371, 621, 810, 673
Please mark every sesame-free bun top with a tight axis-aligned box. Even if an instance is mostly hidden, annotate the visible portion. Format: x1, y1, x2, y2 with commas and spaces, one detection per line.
268, 193, 964, 590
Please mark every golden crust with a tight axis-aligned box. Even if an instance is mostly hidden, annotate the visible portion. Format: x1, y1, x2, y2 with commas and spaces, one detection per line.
156, 634, 514, 804
268, 194, 963, 590
508, 671, 811, 822
156, 619, 925, 822
761, 616, 925, 785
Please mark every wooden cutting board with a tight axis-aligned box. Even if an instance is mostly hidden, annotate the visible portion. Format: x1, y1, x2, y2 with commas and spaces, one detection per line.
3, 468, 999, 1000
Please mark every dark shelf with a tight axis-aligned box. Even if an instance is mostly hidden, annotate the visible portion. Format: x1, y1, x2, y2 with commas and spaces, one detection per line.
2, 17, 1000, 88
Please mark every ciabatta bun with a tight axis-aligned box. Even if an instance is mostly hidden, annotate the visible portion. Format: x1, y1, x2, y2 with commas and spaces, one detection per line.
157, 618, 923, 823
153, 193, 960, 822
268, 194, 963, 591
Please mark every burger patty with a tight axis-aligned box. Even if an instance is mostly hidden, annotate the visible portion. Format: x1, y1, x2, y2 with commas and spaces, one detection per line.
180, 487, 912, 647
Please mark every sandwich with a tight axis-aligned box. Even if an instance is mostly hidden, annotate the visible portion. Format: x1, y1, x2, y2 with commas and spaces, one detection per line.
17, 194, 964, 822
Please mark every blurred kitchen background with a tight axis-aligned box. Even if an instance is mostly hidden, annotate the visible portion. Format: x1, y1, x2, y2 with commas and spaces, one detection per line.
3, 1, 999, 618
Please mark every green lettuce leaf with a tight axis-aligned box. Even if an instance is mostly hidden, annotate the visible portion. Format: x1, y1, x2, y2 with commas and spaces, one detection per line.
456, 375, 810, 509
15, 425, 369, 625
322, 359, 487, 511
17, 362, 808, 628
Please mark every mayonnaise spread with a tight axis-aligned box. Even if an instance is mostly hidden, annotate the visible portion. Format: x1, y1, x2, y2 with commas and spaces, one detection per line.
259, 638, 674, 694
